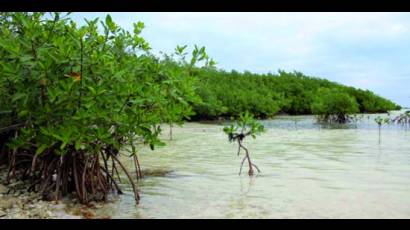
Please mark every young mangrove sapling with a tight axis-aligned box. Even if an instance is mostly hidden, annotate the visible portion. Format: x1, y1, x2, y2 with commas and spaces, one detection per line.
374, 116, 390, 143
223, 112, 265, 176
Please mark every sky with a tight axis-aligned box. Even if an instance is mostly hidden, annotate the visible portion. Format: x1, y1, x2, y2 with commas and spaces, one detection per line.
71, 12, 410, 107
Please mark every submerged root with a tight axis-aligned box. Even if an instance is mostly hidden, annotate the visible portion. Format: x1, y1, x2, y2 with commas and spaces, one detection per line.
139, 169, 173, 177
316, 114, 354, 124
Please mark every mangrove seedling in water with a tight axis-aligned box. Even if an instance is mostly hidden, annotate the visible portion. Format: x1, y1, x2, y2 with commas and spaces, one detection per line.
223, 112, 265, 176
375, 116, 390, 143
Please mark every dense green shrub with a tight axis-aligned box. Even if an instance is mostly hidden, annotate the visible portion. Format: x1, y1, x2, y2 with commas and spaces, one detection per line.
310, 88, 360, 123
157, 45, 212, 139
191, 69, 400, 120
0, 13, 212, 204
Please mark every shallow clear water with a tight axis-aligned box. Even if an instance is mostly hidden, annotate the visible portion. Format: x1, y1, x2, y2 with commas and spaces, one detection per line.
97, 112, 410, 219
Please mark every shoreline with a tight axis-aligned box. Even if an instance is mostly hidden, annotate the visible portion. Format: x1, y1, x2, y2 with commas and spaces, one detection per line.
190, 110, 398, 124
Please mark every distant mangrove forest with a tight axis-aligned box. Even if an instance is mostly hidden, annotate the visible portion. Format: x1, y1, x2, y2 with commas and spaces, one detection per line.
190, 68, 401, 120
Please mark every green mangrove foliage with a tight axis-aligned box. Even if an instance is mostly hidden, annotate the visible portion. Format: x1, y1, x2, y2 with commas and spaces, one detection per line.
223, 112, 265, 176
310, 88, 360, 123
158, 45, 214, 140
0, 13, 212, 204
190, 69, 400, 120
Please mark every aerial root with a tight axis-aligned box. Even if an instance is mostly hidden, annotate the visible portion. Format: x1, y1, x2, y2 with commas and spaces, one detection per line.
251, 163, 261, 173
111, 153, 140, 204
237, 143, 260, 176
2, 145, 139, 205
238, 155, 247, 175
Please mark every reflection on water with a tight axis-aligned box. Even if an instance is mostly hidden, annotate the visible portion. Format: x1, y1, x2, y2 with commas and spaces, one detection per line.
97, 112, 410, 218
